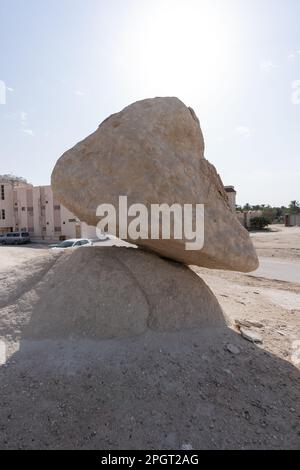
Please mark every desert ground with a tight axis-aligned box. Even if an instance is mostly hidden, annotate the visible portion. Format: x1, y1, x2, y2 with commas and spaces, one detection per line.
0, 225, 299, 450
193, 225, 300, 368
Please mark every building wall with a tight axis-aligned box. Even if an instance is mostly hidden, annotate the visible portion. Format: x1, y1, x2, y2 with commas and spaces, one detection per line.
224, 186, 237, 212
236, 210, 264, 229
286, 214, 300, 227
0, 180, 28, 233
81, 223, 97, 239
0, 178, 95, 240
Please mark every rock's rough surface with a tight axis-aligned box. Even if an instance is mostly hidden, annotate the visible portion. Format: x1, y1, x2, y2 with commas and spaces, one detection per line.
52, 97, 259, 272
20, 247, 226, 340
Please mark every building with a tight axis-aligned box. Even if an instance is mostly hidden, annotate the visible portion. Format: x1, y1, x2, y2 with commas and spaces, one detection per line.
225, 186, 237, 212
236, 210, 263, 229
285, 213, 300, 227
224, 186, 264, 229
0, 176, 96, 241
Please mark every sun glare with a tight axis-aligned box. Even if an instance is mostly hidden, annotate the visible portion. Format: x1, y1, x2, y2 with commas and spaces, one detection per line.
124, 0, 237, 101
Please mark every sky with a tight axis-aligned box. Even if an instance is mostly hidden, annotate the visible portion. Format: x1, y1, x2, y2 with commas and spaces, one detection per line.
0, 0, 299, 207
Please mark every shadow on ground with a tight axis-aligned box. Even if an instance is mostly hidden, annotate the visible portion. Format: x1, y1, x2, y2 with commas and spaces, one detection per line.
0, 248, 299, 450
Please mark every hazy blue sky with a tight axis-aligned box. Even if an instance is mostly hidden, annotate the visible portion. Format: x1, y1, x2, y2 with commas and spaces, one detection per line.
0, 0, 299, 206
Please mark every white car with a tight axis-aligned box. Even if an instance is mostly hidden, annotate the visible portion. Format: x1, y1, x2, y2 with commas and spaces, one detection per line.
50, 239, 93, 251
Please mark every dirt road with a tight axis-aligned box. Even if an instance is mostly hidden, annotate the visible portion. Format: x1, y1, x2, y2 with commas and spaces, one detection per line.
252, 257, 300, 284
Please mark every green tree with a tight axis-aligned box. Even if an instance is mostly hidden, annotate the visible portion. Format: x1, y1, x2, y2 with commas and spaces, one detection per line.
243, 203, 252, 211
0, 174, 28, 183
289, 201, 300, 214
262, 205, 276, 222
250, 216, 270, 230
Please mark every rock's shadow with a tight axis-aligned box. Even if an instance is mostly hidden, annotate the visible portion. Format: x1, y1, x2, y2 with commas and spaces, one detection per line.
0, 248, 299, 450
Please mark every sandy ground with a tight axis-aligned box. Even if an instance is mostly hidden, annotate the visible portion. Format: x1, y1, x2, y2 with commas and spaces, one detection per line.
193, 226, 300, 367
0, 244, 50, 271
0, 227, 299, 450
250, 224, 300, 261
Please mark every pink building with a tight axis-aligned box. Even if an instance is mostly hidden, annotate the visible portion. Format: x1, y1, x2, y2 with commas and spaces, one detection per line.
0, 176, 96, 241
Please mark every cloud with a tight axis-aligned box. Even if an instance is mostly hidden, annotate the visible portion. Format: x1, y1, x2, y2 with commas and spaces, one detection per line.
260, 60, 277, 72
0, 80, 5, 104
291, 80, 300, 105
75, 90, 85, 96
235, 126, 251, 139
7, 86, 14, 92
288, 51, 300, 61
288, 50, 300, 61
20, 111, 28, 123
17, 110, 35, 136
21, 129, 35, 137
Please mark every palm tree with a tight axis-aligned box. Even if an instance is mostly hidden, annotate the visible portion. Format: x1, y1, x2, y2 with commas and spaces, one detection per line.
243, 203, 252, 212
289, 201, 300, 214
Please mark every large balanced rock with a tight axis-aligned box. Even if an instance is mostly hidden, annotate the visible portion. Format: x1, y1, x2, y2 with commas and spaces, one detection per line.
52, 97, 258, 272
20, 247, 226, 340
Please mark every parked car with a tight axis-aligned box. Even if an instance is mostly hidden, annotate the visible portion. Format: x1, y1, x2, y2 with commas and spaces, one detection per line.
4, 232, 31, 245
49, 239, 93, 251
0, 234, 6, 245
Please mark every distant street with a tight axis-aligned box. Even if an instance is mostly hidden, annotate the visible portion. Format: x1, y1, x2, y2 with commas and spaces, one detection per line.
251, 257, 300, 284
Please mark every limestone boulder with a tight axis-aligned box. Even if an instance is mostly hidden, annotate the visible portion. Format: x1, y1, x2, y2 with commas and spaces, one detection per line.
52, 97, 259, 272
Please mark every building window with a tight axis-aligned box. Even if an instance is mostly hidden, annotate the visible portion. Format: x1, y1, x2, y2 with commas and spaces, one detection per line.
69, 219, 76, 223
1, 209, 5, 220
42, 227, 47, 232
54, 205, 61, 210
22, 207, 26, 212
54, 227, 62, 233
27, 207, 33, 212
1, 185, 4, 201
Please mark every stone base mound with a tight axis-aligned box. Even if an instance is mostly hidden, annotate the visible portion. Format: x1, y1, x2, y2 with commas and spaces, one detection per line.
21, 247, 226, 340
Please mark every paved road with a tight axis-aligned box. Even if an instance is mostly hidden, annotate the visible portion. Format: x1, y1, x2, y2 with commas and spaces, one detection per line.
251, 257, 300, 284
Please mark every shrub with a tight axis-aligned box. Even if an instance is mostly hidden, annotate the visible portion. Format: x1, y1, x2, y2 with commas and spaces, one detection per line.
250, 216, 270, 230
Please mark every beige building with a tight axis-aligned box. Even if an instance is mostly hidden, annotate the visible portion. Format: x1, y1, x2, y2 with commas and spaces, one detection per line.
225, 186, 237, 211
0, 176, 96, 241
224, 186, 264, 229
285, 213, 300, 227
